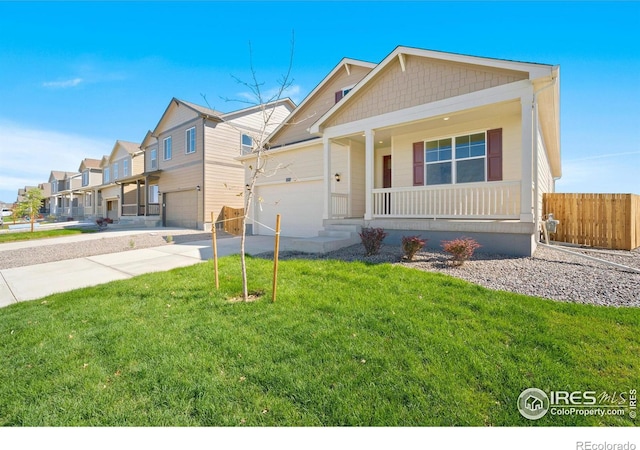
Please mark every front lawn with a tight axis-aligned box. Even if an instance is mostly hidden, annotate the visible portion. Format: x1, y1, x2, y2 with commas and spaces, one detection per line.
0, 256, 637, 426
0, 228, 95, 243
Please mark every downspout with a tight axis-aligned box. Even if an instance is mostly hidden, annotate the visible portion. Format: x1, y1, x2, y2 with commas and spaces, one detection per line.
532, 75, 557, 230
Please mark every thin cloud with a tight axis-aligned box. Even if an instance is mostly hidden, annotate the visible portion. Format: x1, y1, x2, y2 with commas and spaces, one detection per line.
42, 77, 84, 89
0, 120, 111, 202
565, 151, 640, 163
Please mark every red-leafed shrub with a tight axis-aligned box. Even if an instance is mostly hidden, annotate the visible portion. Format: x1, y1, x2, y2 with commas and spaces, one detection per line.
359, 227, 388, 256
401, 235, 426, 261
441, 237, 481, 266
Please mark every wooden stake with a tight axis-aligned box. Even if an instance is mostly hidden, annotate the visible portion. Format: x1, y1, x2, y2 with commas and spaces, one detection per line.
272, 214, 281, 303
211, 212, 219, 290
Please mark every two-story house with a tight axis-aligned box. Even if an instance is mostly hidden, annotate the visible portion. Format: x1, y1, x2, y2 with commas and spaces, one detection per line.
139, 98, 295, 230
98, 140, 144, 222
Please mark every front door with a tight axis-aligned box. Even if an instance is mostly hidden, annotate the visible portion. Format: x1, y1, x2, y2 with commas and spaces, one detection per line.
383, 155, 391, 214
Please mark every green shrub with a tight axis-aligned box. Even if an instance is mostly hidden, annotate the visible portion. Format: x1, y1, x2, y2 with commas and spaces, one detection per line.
441, 237, 481, 266
359, 227, 387, 256
401, 235, 426, 261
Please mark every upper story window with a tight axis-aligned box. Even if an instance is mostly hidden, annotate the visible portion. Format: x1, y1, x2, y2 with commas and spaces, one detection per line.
104, 167, 110, 184
82, 170, 89, 187
52, 182, 58, 194
424, 132, 486, 186
123, 159, 129, 177
150, 148, 158, 169
163, 136, 172, 160
334, 85, 354, 103
241, 133, 253, 154
186, 127, 196, 154
113, 162, 119, 180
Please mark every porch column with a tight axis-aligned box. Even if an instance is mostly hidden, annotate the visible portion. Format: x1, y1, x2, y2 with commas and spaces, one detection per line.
144, 177, 149, 216
120, 182, 124, 216
136, 180, 141, 216
323, 137, 331, 220
520, 90, 534, 223
364, 129, 374, 220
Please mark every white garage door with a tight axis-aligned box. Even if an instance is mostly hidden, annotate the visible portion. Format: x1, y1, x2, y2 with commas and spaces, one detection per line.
255, 181, 323, 237
164, 191, 198, 229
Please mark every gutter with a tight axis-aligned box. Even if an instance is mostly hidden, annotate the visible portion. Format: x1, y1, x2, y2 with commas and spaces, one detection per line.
532, 74, 557, 228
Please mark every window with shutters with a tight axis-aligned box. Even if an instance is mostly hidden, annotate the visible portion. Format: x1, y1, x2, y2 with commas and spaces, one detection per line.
334, 85, 354, 103
413, 129, 501, 186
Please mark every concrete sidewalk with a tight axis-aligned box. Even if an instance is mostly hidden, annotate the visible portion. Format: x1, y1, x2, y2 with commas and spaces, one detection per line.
0, 234, 294, 308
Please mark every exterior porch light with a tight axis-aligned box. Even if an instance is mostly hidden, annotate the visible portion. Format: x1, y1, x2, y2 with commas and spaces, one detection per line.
334, 173, 341, 182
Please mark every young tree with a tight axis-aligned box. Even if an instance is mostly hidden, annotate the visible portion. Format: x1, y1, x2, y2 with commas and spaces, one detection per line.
16, 188, 44, 232
208, 36, 295, 301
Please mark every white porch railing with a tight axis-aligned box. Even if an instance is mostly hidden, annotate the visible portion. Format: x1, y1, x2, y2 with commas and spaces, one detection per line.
331, 193, 349, 218
372, 181, 521, 219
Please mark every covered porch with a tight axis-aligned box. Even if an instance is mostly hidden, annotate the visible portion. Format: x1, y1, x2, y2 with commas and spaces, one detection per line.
116, 174, 160, 218
322, 95, 536, 226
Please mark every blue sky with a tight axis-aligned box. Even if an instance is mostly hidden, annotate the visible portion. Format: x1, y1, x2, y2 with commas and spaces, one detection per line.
0, 1, 638, 203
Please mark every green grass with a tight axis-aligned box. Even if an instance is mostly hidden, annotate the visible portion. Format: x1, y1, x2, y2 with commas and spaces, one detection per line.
0, 256, 637, 426
0, 227, 96, 243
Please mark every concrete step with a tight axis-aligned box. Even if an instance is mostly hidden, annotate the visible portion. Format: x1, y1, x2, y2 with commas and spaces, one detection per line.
291, 235, 359, 254
323, 223, 362, 233
318, 230, 352, 238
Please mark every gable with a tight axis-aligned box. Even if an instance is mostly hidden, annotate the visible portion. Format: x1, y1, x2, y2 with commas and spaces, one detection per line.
155, 100, 202, 135
269, 63, 373, 147
324, 54, 528, 128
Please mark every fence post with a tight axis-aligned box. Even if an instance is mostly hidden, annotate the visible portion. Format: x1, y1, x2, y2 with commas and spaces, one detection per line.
272, 214, 281, 303
211, 212, 219, 290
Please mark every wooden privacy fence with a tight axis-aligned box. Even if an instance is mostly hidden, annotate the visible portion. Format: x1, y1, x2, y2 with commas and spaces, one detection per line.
543, 193, 640, 250
222, 206, 244, 235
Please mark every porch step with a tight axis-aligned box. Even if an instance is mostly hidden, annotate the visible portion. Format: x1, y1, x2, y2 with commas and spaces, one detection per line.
290, 223, 362, 254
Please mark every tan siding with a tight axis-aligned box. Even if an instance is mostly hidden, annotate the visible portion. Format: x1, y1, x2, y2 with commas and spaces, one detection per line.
253, 144, 324, 186
157, 102, 200, 132
226, 104, 293, 137
157, 122, 204, 172
158, 163, 203, 193
392, 112, 522, 188
536, 126, 553, 221
327, 55, 528, 127
131, 154, 144, 175
350, 141, 366, 217
204, 162, 244, 223
202, 121, 245, 224
270, 65, 372, 147
332, 143, 349, 195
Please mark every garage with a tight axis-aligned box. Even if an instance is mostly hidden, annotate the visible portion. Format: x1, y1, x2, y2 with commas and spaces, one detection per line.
163, 190, 198, 228
254, 180, 323, 237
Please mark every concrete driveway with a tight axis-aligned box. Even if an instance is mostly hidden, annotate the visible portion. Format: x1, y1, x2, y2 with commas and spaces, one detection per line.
0, 230, 294, 308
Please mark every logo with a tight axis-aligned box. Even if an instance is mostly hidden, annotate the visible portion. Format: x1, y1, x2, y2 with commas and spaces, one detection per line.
518, 388, 637, 420
518, 388, 550, 420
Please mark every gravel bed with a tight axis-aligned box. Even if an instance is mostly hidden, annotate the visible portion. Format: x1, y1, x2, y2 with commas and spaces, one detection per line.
258, 244, 640, 308
0, 230, 213, 270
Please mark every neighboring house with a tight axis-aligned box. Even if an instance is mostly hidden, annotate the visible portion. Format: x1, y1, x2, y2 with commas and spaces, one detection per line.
16, 186, 37, 204
73, 158, 103, 219
139, 97, 295, 230
240, 46, 560, 256
38, 182, 51, 214
98, 140, 145, 223
48, 170, 78, 218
